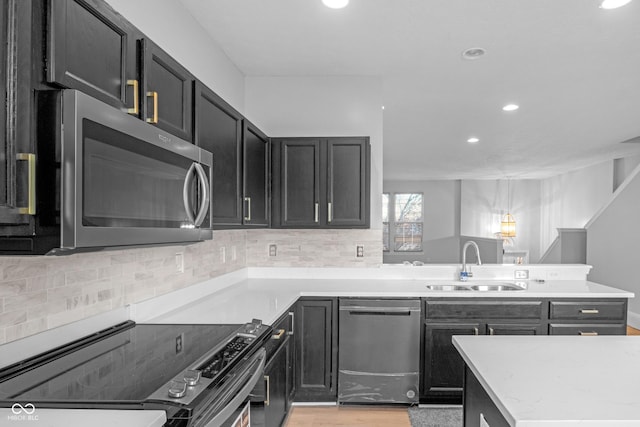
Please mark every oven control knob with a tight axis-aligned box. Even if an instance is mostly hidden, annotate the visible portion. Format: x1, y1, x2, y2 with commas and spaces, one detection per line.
168, 380, 187, 399
184, 370, 200, 386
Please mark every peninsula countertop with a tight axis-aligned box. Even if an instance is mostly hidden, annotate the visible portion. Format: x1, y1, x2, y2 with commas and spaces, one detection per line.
453, 335, 640, 426
139, 266, 634, 325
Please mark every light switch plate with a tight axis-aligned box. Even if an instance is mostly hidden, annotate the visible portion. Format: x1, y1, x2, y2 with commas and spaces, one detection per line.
515, 270, 529, 279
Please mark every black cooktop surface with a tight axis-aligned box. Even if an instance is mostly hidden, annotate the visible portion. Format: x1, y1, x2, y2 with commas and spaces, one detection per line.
0, 323, 241, 403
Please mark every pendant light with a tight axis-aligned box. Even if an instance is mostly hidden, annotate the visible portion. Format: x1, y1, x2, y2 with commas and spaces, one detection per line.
501, 179, 516, 238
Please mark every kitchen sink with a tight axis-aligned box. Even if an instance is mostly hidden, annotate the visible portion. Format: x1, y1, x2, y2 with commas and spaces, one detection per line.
426, 284, 472, 291
469, 282, 526, 291
426, 282, 526, 291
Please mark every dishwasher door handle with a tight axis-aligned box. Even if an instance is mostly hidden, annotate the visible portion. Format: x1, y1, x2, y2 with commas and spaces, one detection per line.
340, 306, 420, 315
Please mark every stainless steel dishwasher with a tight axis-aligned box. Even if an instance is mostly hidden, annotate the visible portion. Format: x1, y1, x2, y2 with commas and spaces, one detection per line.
338, 298, 421, 404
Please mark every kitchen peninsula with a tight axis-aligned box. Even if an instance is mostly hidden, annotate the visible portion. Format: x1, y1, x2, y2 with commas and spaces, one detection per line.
454, 335, 640, 427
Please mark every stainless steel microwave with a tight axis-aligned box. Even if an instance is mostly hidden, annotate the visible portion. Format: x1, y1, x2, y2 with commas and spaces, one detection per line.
59, 89, 213, 251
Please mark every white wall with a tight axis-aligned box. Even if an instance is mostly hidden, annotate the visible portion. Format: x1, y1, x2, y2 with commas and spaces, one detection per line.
540, 161, 613, 255
461, 180, 541, 262
104, 0, 245, 110
245, 76, 384, 227
587, 165, 640, 326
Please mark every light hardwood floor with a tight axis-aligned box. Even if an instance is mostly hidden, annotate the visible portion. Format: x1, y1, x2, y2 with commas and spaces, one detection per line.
284, 406, 411, 427
628, 326, 640, 336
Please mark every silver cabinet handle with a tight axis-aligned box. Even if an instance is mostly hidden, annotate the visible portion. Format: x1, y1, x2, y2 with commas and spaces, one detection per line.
579, 331, 598, 336
489, 327, 495, 335
288, 312, 294, 336
314, 202, 319, 223
244, 197, 251, 221
580, 309, 600, 314
264, 375, 270, 406
474, 327, 479, 335
193, 163, 210, 227
328, 202, 332, 222
183, 163, 197, 224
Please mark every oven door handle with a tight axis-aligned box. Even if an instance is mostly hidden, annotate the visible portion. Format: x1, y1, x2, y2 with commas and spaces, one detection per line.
203, 349, 266, 427
193, 163, 210, 227
183, 162, 197, 225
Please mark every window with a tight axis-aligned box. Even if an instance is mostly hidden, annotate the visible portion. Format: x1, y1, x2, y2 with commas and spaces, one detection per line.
382, 192, 423, 252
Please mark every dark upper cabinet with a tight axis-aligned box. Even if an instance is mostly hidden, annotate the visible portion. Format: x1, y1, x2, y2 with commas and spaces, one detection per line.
1, 2, 7, 211
141, 39, 193, 141
194, 81, 243, 226
272, 137, 370, 228
326, 138, 370, 227
47, 0, 138, 113
243, 120, 270, 227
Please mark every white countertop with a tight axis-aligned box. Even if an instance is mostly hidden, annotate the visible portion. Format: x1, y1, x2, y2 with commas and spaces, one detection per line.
0, 408, 166, 427
146, 275, 634, 325
453, 335, 640, 427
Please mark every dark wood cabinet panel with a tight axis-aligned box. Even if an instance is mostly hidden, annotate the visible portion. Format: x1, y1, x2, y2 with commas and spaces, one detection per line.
549, 300, 626, 321
463, 367, 511, 427
422, 322, 480, 404
294, 298, 337, 401
141, 38, 193, 141
272, 137, 370, 228
486, 323, 544, 335
1, 1, 8, 210
425, 299, 543, 320
194, 81, 243, 226
47, 0, 138, 112
326, 138, 369, 227
548, 323, 626, 335
243, 121, 270, 227
264, 340, 289, 427
276, 139, 321, 227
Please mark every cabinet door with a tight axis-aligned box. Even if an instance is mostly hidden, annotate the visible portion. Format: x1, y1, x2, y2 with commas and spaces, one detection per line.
326, 138, 370, 227
294, 299, 337, 401
264, 341, 288, 427
141, 38, 193, 141
194, 81, 242, 227
486, 323, 544, 335
47, 0, 138, 112
423, 322, 480, 404
0, 1, 7, 211
243, 121, 269, 227
274, 139, 321, 227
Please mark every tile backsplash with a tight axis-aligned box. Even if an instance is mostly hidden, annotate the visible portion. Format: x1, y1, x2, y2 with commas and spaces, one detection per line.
0, 228, 381, 344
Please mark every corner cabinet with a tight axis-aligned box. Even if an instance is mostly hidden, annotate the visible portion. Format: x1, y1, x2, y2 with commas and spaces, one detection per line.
294, 298, 338, 401
271, 137, 370, 229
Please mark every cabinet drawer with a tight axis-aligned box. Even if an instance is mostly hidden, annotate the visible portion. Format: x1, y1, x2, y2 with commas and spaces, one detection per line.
266, 310, 294, 360
549, 323, 626, 336
549, 301, 626, 321
425, 300, 542, 320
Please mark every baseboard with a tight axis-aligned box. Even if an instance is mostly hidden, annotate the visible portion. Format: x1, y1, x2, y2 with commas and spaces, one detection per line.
417, 404, 462, 409
291, 402, 337, 407
628, 310, 640, 329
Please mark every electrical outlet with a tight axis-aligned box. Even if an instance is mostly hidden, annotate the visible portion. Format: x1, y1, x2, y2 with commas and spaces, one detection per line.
514, 269, 529, 279
269, 244, 277, 257
175, 252, 184, 273
175, 333, 184, 354
356, 245, 364, 258
220, 247, 226, 263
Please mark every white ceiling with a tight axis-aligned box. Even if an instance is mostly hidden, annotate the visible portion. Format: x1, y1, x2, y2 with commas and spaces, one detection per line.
178, 0, 640, 180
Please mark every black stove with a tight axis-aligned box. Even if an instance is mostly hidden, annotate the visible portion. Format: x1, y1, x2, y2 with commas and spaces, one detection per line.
0, 320, 271, 426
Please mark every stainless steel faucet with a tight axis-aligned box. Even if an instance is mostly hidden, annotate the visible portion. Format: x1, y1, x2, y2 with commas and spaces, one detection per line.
460, 240, 482, 281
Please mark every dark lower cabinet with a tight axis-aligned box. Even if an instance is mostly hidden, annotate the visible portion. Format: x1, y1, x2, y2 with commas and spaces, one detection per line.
264, 340, 289, 427
422, 322, 480, 404
294, 298, 338, 401
463, 366, 510, 427
485, 323, 544, 335
141, 38, 193, 141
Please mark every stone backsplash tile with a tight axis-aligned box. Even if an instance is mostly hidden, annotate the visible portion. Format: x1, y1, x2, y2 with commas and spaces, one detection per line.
0, 228, 383, 345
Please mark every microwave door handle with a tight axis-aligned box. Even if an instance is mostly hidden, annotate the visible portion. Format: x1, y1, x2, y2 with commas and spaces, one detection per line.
182, 162, 197, 224
193, 163, 210, 227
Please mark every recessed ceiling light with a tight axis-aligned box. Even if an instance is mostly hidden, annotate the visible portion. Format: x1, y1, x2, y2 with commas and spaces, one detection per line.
502, 104, 519, 112
600, 0, 632, 9
467, 137, 480, 144
322, 0, 349, 9
462, 48, 486, 60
